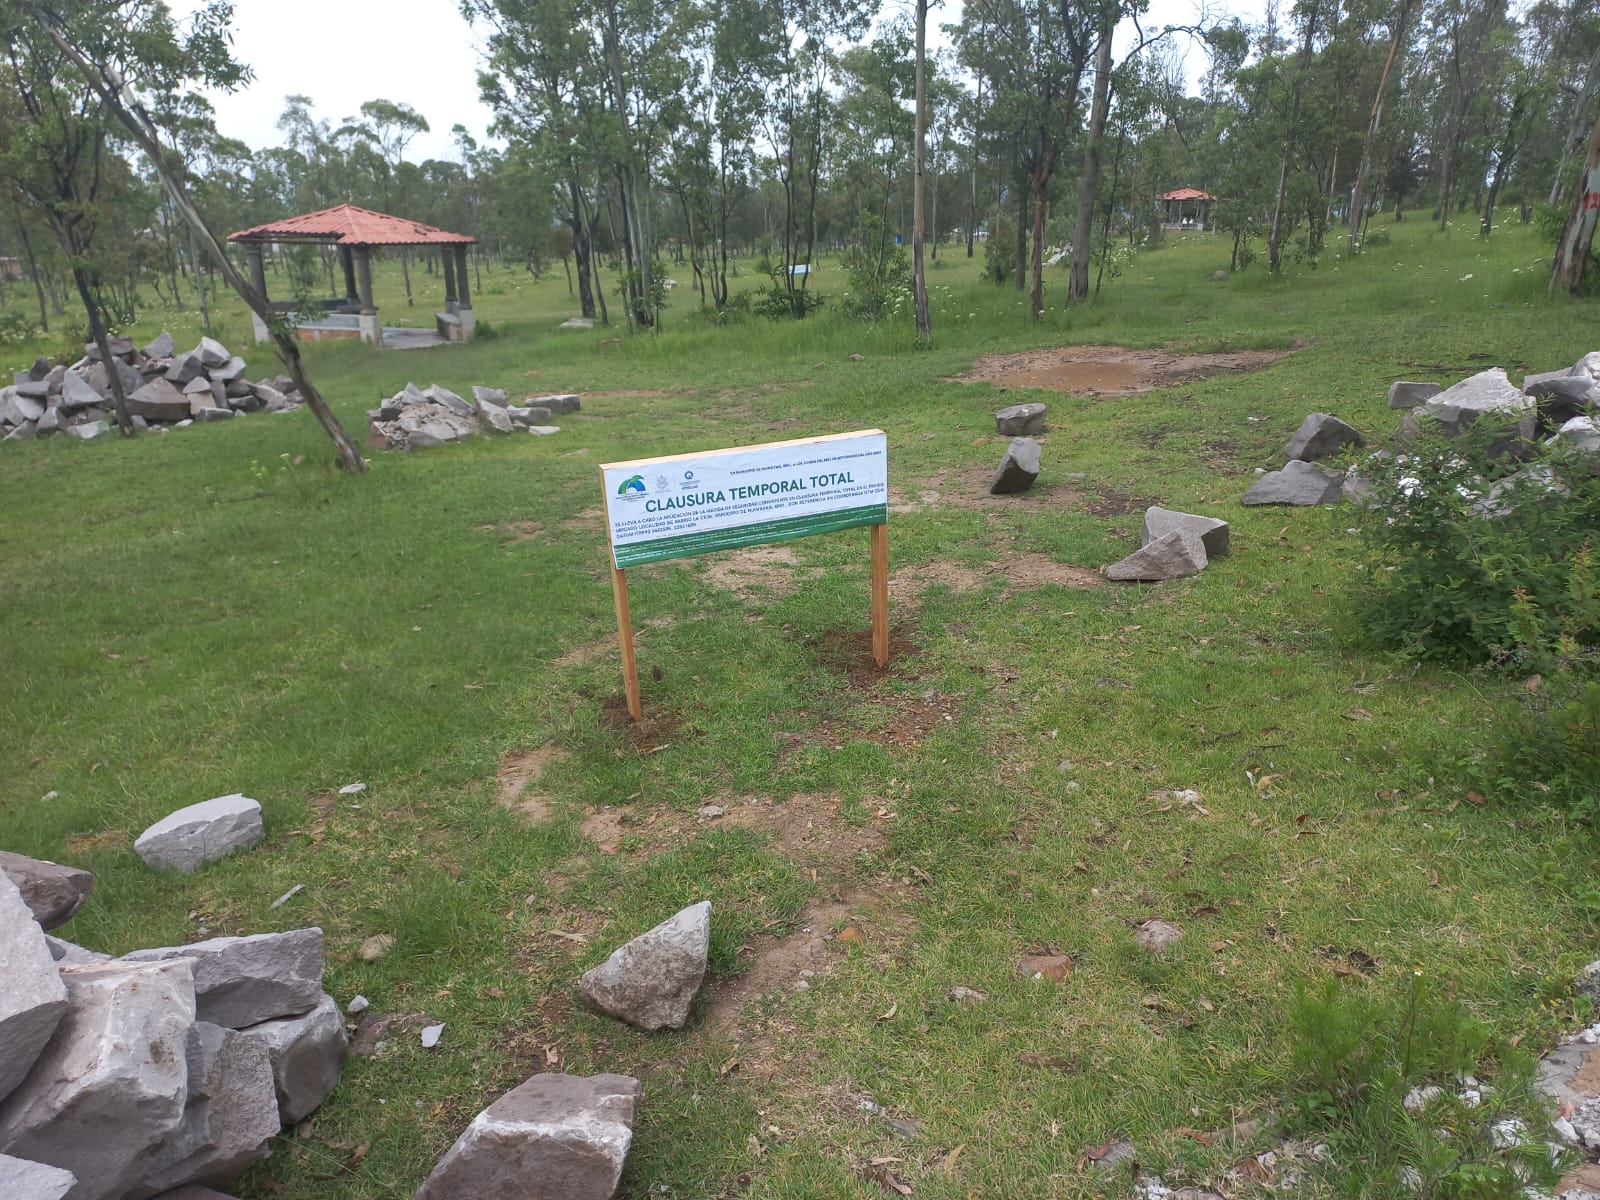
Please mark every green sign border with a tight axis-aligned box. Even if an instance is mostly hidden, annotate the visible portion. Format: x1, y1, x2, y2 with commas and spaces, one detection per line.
612, 503, 887, 568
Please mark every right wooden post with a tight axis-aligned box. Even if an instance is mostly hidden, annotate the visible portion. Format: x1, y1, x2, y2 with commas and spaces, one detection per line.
870, 522, 889, 668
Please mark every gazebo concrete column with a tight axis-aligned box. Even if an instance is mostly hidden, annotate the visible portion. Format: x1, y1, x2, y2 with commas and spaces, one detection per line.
442, 248, 458, 314
355, 246, 381, 346
246, 244, 270, 345
339, 245, 358, 302
454, 245, 475, 340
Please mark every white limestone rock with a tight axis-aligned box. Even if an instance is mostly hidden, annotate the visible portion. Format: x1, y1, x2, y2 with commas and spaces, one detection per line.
134, 795, 264, 873
236, 992, 346, 1124
0, 873, 68, 1105
124, 928, 323, 1029
0, 959, 196, 1200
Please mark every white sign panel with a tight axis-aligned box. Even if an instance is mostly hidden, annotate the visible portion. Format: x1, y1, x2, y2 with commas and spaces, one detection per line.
600, 430, 888, 569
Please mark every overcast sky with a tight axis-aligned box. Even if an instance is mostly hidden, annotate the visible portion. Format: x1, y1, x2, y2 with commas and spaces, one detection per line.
175, 0, 1258, 165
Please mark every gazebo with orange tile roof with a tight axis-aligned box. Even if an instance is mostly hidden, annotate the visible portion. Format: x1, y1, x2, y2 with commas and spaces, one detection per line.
1157, 188, 1217, 231
228, 204, 478, 349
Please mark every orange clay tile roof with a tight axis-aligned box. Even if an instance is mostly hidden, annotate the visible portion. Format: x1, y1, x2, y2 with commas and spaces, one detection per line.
1158, 187, 1217, 202
228, 204, 475, 246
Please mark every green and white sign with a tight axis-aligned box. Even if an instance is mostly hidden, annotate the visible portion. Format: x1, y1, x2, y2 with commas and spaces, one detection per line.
600, 430, 889, 569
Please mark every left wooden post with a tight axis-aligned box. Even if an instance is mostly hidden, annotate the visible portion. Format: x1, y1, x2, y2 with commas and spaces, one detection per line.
870, 522, 889, 668
601, 467, 642, 721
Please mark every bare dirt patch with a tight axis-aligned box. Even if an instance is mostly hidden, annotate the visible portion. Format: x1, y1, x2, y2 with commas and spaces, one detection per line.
497, 746, 565, 822
559, 505, 604, 531
554, 635, 616, 668
719, 792, 890, 863
1002, 552, 1106, 590
888, 560, 989, 602
700, 544, 808, 601
888, 548, 1103, 606
804, 623, 923, 688
958, 343, 1290, 397
477, 519, 543, 546
599, 694, 686, 749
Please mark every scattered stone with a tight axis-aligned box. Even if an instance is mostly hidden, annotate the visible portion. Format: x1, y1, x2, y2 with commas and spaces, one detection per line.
268, 884, 304, 910
1552, 415, 1600, 460
1578, 959, 1600, 999
427, 385, 473, 416
470, 386, 508, 408
1241, 459, 1344, 506
1105, 530, 1206, 582
64, 421, 108, 441
236, 992, 347, 1124
527, 426, 561, 436
0, 873, 69, 1105
1284, 412, 1365, 462
1134, 918, 1184, 952
346, 995, 370, 1016
990, 436, 1041, 495
1387, 381, 1441, 409
0, 1153, 75, 1200
136, 1022, 278, 1195
413, 1072, 641, 1200
420, 1023, 445, 1049
3, 419, 38, 442
123, 928, 324, 1029
195, 337, 230, 368
474, 395, 514, 434
337, 782, 366, 796
0, 851, 93, 930
850, 353, 864, 362
1143, 506, 1229, 558
358, 933, 394, 962
697, 805, 724, 819
84, 336, 135, 362
1411, 367, 1538, 460
579, 901, 711, 1032
1016, 954, 1075, 982
7, 391, 45, 423
948, 986, 986, 1005
214, 357, 248, 384
995, 402, 1047, 437
182, 376, 215, 397
1212, 270, 1230, 282
1088, 1139, 1136, 1169
142, 332, 175, 359
195, 406, 235, 424
882, 1117, 920, 1139
134, 794, 264, 873
165, 352, 205, 386
0, 959, 195, 1200
558, 317, 595, 329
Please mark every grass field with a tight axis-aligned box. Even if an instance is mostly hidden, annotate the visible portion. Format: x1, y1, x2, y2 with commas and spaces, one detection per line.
2, 220, 1598, 1199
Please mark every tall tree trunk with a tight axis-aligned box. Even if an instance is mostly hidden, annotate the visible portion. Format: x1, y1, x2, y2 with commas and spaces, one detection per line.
1550, 111, 1600, 295
1551, 41, 1600, 205
1348, 0, 1411, 256
401, 248, 414, 306
36, 17, 366, 472
71, 268, 133, 437
567, 178, 596, 319
15, 218, 49, 333
1030, 169, 1048, 319
188, 223, 210, 333
1269, 2, 1320, 274
1481, 92, 1525, 236
912, 0, 931, 341
1069, 22, 1114, 303
1015, 186, 1028, 290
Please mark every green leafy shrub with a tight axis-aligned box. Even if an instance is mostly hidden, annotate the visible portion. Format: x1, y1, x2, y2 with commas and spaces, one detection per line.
841, 214, 911, 321
1286, 973, 1569, 1198
984, 209, 1015, 286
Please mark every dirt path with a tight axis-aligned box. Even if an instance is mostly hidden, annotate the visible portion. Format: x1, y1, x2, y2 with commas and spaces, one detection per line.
958, 343, 1291, 397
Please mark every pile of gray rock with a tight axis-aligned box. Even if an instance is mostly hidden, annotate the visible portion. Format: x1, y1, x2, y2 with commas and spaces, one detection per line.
0, 852, 346, 1200
366, 384, 578, 450
1105, 506, 1230, 582
410, 901, 710, 1199
1243, 355, 1600, 509
1, 333, 300, 444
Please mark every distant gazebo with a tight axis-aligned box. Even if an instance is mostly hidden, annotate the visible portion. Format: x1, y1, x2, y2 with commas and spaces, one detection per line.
1158, 188, 1216, 231
228, 205, 477, 350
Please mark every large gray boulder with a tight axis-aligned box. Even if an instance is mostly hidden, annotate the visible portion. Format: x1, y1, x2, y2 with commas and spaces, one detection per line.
195, 338, 230, 369
989, 437, 1041, 495
0, 852, 93, 930
995, 403, 1047, 437
474, 396, 514, 435
84, 337, 134, 362
469, 386, 508, 408
43, 936, 108, 966
1142, 506, 1229, 558
0, 1153, 75, 1200
64, 421, 108, 442
1525, 369, 1599, 427
413, 1073, 642, 1200
1551, 415, 1600, 466
7, 391, 45, 425
0, 873, 69, 1106
1241, 460, 1344, 506
426, 386, 473, 416
1387, 381, 1441, 410
525, 392, 581, 414
134, 1023, 278, 1196
1412, 368, 1538, 460
210, 358, 248, 385
142, 332, 175, 360
1284, 412, 1364, 462
125, 379, 191, 423
134, 795, 264, 874
579, 901, 711, 1032
124, 929, 323, 1029
165, 354, 204, 386
0, 959, 196, 1200
58, 373, 103, 414
236, 992, 346, 1124
1105, 530, 1206, 582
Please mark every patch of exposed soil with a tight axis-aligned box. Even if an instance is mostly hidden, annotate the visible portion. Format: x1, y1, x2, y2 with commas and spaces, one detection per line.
599, 694, 686, 749
1083, 486, 1153, 517
719, 792, 890, 862
958, 343, 1290, 397
804, 623, 922, 688
806, 689, 966, 751
888, 549, 1103, 607
553, 635, 617, 668
477, 519, 544, 546
698, 883, 912, 1059
888, 560, 989, 601
559, 505, 604, 531
496, 746, 565, 822
1001, 553, 1106, 590
700, 544, 809, 601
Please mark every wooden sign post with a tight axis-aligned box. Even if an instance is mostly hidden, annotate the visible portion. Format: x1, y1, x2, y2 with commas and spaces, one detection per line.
600, 430, 890, 721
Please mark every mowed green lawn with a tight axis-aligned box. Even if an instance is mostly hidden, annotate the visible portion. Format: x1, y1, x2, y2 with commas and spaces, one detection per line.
2, 222, 1597, 1199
